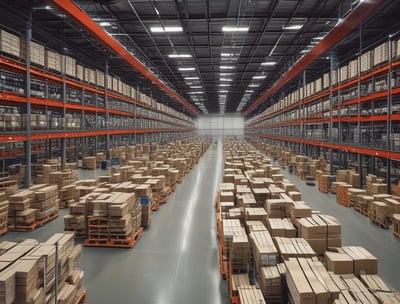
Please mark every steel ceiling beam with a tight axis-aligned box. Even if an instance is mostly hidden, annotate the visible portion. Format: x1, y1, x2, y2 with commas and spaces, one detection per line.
48, 0, 200, 115
242, 0, 386, 116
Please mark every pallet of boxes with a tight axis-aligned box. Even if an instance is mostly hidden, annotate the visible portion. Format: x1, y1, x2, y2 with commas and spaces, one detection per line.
217, 139, 400, 304
0, 191, 10, 236
8, 184, 59, 231
0, 233, 86, 304
84, 191, 143, 248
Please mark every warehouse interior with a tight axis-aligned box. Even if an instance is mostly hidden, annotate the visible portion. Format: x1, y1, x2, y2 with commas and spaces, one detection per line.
0, 0, 400, 303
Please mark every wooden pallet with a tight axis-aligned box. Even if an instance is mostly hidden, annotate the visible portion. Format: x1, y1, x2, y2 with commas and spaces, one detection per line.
9, 212, 59, 231
84, 227, 143, 248
392, 214, 400, 238
73, 290, 87, 304
0, 224, 7, 236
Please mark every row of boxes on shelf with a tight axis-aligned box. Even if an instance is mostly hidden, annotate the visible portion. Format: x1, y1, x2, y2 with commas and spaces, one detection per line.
247, 39, 400, 126
0, 29, 193, 125
0, 233, 85, 304
0, 113, 81, 131
217, 139, 399, 304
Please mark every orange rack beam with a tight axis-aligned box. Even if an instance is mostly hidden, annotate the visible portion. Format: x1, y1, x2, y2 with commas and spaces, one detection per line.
49, 0, 200, 116
247, 61, 400, 126
243, 0, 385, 116
84, 227, 143, 248
250, 133, 400, 160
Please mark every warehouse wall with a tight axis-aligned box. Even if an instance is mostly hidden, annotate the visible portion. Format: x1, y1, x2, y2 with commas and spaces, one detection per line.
196, 114, 244, 138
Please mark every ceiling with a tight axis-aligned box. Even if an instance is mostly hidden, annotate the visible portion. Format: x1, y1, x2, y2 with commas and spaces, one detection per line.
1, 0, 400, 118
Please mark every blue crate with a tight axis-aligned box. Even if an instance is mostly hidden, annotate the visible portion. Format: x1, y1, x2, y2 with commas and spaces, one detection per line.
140, 197, 151, 205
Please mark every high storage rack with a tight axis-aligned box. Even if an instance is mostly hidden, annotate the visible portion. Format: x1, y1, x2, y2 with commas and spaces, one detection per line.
0, 27, 195, 178
246, 33, 400, 190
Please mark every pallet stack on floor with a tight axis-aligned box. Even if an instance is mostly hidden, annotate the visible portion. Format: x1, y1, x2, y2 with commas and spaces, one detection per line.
81, 157, 97, 170
84, 192, 143, 248
0, 233, 86, 304
63, 137, 212, 248
216, 139, 400, 304
7, 184, 59, 231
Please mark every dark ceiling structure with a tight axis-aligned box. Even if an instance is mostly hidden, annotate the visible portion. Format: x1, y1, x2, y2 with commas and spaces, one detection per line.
1, 0, 400, 118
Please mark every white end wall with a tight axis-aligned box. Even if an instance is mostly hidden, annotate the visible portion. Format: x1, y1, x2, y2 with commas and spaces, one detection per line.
195, 113, 244, 138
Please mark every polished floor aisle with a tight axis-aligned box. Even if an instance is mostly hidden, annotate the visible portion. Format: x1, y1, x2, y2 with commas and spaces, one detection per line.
278, 162, 400, 290
0, 141, 229, 304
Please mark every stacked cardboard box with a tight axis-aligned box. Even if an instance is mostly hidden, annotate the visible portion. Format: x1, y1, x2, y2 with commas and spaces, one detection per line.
318, 175, 335, 193
86, 192, 140, 241
59, 184, 80, 208
32, 185, 59, 220
0, 29, 21, 58
336, 183, 352, 206
8, 184, 59, 229
325, 246, 378, 276
244, 208, 267, 226
265, 199, 287, 218
140, 199, 151, 229
230, 230, 250, 273
289, 201, 312, 220
237, 286, 266, 304
221, 219, 243, 264
0, 193, 8, 232
285, 257, 340, 304
258, 264, 286, 302
347, 188, 367, 207
297, 214, 342, 254
353, 195, 374, 215
335, 274, 381, 303
267, 218, 296, 238
273, 237, 317, 260
368, 201, 390, 228
0, 233, 84, 304
249, 230, 279, 272
82, 157, 97, 169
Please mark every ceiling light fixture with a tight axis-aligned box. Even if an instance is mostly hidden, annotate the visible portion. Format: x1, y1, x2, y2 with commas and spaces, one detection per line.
220, 78, 233, 82
220, 73, 234, 76
245, 90, 254, 93
220, 66, 235, 69
169, 54, 192, 58
222, 26, 249, 32
221, 53, 239, 57
252, 75, 266, 79
219, 90, 229, 93
189, 91, 204, 94
248, 84, 259, 87
99, 22, 112, 27
178, 67, 195, 71
151, 26, 183, 33
261, 61, 276, 66
190, 86, 202, 89
218, 84, 230, 87
184, 77, 199, 80
282, 24, 303, 30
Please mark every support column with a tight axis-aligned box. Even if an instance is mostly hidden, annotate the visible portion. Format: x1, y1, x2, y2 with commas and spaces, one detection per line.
81, 88, 85, 160
105, 59, 110, 159
24, 7, 32, 188
387, 35, 393, 192
329, 53, 336, 175
357, 26, 363, 183
61, 56, 67, 171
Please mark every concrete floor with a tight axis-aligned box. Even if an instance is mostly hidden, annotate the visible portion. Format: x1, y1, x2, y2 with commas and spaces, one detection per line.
1, 141, 399, 303
278, 161, 400, 290
0, 140, 230, 304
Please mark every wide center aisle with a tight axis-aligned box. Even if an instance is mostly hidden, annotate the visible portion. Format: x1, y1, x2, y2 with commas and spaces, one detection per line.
80, 140, 229, 304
